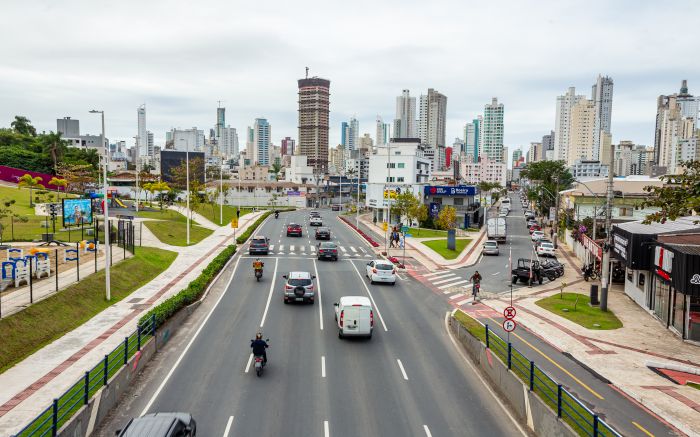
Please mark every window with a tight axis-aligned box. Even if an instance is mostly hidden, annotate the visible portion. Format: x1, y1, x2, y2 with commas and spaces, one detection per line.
397, 163, 405, 168
453, 198, 463, 206
248, 187, 254, 193
638, 273, 645, 287
397, 177, 404, 182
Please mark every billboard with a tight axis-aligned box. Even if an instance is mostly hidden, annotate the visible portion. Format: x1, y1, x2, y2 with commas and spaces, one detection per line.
160, 150, 206, 185
62, 198, 93, 226
424, 185, 477, 196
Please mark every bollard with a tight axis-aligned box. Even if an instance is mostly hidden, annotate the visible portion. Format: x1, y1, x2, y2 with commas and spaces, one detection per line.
124, 337, 129, 365
529, 361, 535, 391
84, 372, 89, 404
507, 343, 512, 369
75, 242, 80, 282
94, 241, 98, 273
137, 325, 142, 351
593, 414, 599, 436
29, 260, 33, 304
55, 249, 59, 292
52, 398, 58, 436
557, 384, 563, 418
485, 324, 490, 349
103, 355, 108, 385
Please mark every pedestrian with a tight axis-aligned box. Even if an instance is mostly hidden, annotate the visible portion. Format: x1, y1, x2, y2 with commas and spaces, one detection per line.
399, 233, 405, 248
373, 216, 377, 225
394, 232, 400, 247
389, 232, 395, 248
549, 228, 554, 239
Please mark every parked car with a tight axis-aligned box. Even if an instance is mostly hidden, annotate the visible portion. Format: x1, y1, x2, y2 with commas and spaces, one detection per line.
528, 224, 542, 234
499, 210, 508, 218
310, 216, 323, 226
331, 204, 341, 211
537, 241, 555, 257
315, 226, 331, 240
531, 230, 545, 241
317, 241, 338, 261
287, 223, 303, 237
116, 412, 196, 437
334, 296, 373, 339
511, 258, 543, 285
482, 240, 500, 255
282, 271, 316, 304
249, 236, 269, 255
365, 259, 397, 285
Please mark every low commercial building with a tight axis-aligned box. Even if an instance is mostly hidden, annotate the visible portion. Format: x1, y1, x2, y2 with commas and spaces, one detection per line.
569, 160, 609, 178
422, 185, 481, 228
221, 181, 313, 208
459, 155, 506, 186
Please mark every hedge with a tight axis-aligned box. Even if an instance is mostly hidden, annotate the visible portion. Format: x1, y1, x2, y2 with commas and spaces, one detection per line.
139, 244, 237, 328
236, 211, 273, 244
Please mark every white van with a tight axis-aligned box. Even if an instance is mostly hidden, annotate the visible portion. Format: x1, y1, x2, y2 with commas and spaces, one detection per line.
501, 197, 511, 208
334, 296, 373, 339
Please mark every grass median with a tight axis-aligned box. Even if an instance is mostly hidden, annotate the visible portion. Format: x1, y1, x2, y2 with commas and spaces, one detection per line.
0, 247, 177, 373
536, 292, 622, 330
140, 209, 213, 246
421, 238, 471, 260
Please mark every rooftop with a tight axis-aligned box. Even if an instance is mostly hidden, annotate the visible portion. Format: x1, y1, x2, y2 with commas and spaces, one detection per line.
614, 216, 700, 235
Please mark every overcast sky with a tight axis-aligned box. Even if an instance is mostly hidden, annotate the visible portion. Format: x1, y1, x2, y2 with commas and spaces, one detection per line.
2, 0, 699, 168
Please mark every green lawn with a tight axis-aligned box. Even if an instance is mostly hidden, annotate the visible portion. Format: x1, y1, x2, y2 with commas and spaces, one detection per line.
188, 204, 254, 226
536, 292, 623, 330
407, 227, 448, 238
0, 247, 177, 373
421, 238, 472, 260
137, 208, 188, 222
689, 382, 700, 391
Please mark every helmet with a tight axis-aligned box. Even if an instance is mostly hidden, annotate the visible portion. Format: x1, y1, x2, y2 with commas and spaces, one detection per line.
256, 332, 262, 340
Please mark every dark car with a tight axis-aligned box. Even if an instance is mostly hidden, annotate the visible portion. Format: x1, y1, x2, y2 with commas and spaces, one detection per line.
249, 236, 269, 255
317, 242, 338, 261
287, 223, 302, 237
117, 412, 196, 436
315, 227, 331, 240
331, 204, 341, 211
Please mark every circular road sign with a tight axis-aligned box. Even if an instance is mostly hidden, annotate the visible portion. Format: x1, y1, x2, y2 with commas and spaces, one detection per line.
504, 306, 517, 320
503, 319, 517, 332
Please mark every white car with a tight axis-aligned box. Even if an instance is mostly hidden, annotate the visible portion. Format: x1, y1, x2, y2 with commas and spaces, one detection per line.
310, 216, 322, 226
537, 241, 555, 257
334, 296, 373, 339
365, 259, 397, 285
531, 230, 545, 241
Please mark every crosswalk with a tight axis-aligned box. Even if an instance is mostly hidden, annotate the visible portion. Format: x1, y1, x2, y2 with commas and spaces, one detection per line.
246, 244, 373, 257
422, 270, 474, 306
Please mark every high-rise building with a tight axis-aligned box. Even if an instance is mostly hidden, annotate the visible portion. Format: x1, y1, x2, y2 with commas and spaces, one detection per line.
512, 148, 523, 165
219, 127, 239, 158
375, 116, 390, 146
341, 117, 359, 151
281, 137, 295, 156
542, 131, 554, 161
591, 75, 614, 161
568, 99, 597, 166
358, 133, 373, 154
57, 117, 80, 138
554, 87, 585, 163
464, 117, 481, 163
653, 80, 699, 174
137, 104, 148, 157
527, 142, 541, 163
216, 106, 225, 139
253, 118, 271, 165
170, 128, 205, 152
147, 131, 154, 157
298, 76, 331, 174
480, 98, 505, 163
393, 89, 416, 138
418, 88, 448, 170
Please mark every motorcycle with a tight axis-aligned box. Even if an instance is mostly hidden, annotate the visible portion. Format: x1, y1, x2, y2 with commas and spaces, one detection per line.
274, 211, 279, 219
251, 339, 270, 377
582, 263, 598, 281
255, 268, 263, 282
472, 282, 481, 302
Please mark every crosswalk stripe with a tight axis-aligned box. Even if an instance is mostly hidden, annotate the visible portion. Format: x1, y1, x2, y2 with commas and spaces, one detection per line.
456, 298, 473, 306
437, 279, 470, 290
423, 271, 453, 278
358, 247, 366, 253
269, 245, 275, 251
433, 275, 461, 285
310, 246, 316, 252
350, 246, 357, 253
279, 245, 284, 252
449, 293, 467, 300
290, 245, 295, 252
340, 247, 347, 253
364, 254, 372, 258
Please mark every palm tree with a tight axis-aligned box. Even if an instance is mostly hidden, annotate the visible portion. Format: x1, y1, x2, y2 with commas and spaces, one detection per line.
48, 177, 68, 200
41, 132, 66, 173
18, 174, 43, 207
142, 182, 154, 206
271, 163, 282, 181
11, 116, 36, 136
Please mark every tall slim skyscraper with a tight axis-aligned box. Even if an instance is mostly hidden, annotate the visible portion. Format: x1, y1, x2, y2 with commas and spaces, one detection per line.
464, 117, 481, 163
553, 87, 585, 163
220, 126, 238, 158
568, 99, 597, 165
341, 117, 359, 151
591, 75, 614, 160
147, 131, 154, 157
375, 116, 390, 146
419, 88, 448, 170
216, 106, 226, 139
298, 76, 331, 173
653, 80, 699, 173
281, 137, 295, 156
542, 131, 554, 161
253, 118, 271, 165
480, 98, 505, 163
393, 89, 416, 138
137, 104, 148, 157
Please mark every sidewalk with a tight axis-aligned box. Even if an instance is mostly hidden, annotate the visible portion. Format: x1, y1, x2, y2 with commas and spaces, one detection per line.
478, 243, 700, 436
0, 210, 266, 435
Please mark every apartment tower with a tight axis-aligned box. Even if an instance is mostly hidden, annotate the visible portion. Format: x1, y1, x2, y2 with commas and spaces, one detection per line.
298, 76, 331, 173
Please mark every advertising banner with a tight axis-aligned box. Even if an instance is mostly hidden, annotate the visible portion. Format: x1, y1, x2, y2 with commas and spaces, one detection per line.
62, 198, 93, 226
429, 202, 440, 218
424, 185, 476, 196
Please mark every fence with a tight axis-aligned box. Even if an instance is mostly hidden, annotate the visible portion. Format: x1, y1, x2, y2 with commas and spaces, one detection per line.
480, 323, 621, 437
12, 314, 156, 437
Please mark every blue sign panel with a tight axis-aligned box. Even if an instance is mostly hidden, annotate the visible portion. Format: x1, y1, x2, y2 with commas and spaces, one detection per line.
429, 202, 440, 218
424, 185, 476, 196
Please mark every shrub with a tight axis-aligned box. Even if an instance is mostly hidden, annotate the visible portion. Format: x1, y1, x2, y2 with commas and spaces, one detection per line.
139, 244, 237, 328
236, 211, 273, 244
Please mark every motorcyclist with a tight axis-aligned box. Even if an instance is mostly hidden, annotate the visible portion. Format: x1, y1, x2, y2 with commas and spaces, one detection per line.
250, 332, 269, 364
470, 270, 482, 299
253, 258, 264, 273
274, 210, 279, 218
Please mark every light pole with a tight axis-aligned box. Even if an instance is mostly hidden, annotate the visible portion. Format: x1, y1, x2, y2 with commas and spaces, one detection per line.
220, 157, 223, 225
600, 141, 615, 312
89, 110, 110, 301
178, 139, 190, 245
134, 135, 140, 213
356, 170, 360, 228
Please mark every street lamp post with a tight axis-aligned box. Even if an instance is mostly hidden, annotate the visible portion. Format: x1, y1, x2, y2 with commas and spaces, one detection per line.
220, 158, 224, 225
356, 171, 360, 228
89, 110, 110, 301
134, 135, 139, 213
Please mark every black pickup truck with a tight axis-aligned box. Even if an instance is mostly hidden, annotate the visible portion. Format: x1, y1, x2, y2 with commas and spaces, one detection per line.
511, 258, 543, 285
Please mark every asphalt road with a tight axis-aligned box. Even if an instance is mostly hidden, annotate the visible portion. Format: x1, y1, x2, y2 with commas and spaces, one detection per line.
96, 209, 523, 437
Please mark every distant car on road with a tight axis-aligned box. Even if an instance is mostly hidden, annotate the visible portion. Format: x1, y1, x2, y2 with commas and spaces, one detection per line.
331, 204, 341, 211
537, 241, 555, 256
482, 240, 500, 255
309, 211, 321, 217
283, 271, 316, 304
310, 216, 323, 226
317, 241, 338, 261
287, 223, 303, 237
116, 412, 196, 437
249, 236, 269, 255
315, 226, 331, 240
366, 259, 397, 285
334, 296, 373, 339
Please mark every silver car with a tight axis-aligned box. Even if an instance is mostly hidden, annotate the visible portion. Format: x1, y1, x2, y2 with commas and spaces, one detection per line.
482, 240, 499, 256
283, 271, 316, 304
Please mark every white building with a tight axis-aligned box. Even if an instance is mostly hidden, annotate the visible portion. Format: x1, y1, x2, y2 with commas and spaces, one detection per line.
569, 159, 609, 178
591, 75, 614, 161
419, 88, 448, 170
252, 118, 271, 165
464, 117, 481, 162
569, 99, 597, 166
222, 181, 311, 209
527, 142, 541, 163
137, 104, 148, 157
393, 89, 416, 138
654, 80, 699, 174
171, 128, 205, 152
554, 87, 585, 163
346, 156, 369, 180
375, 116, 390, 146
480, 98, 504, 163
459, 155, 506, 186
219, 126, 239, 159
365, 139, 431, 222
615, 141, 654, 176
285, 155, 316, 185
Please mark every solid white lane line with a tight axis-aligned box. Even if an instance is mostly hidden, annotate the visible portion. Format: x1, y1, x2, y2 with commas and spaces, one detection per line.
321, 355, 326, 378
244, 353, 253, 373
423, 270, 453, 278
397, 359, 409, 380
141, 255, 243, 415
223, 416, 234, 437
324, 421, 330, 437
423, 425, 433, 437
358, 247, 366, 253
259, 258, 279, 327
313, 258, 323, 330
432, 275, 460, 285
349, 261, 388, 331
437, 279, 469, 289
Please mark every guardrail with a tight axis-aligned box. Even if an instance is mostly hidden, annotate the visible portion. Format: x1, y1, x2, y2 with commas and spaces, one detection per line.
12, 314, 156, 437
483, 324, 621, 437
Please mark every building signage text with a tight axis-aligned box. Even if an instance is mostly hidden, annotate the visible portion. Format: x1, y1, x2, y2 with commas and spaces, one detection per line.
613, 234, 628, 260
424, 185, 476, 196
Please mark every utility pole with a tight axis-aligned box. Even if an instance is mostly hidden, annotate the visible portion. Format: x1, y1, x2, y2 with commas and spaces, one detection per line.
553, 174, 560, 249
90, 110, 110, 301
385, 140, 392, 253
600, 142, 615, 311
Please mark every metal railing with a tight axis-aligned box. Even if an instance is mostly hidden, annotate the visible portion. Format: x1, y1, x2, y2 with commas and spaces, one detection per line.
479, 323, 621, 437
12, 314, 156, 437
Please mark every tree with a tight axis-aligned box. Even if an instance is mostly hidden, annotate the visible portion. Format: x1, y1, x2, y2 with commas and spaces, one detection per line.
11, 116, 36, 136
409, 203, 428, 235
48, 177, 68, 199
40, 131, 67, 173
17, 174, 43, 207
142, 182, 154, 205
150, 181, 171, 210
435, 205, 457, 230
57, 162, 96, 194
643, 160, 700, 224
393, 191, 420, 225
271, 163, 282, 181
521, 160, 574, 216
0, 199, 27, 243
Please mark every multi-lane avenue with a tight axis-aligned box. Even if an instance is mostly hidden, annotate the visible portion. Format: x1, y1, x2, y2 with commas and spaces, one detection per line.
96, 209, 524, 437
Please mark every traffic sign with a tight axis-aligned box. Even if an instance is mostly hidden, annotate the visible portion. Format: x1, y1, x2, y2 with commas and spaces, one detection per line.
504, 306, 517, 320
401, 226, 409, 233
231, 218, 238, 228
503, 319, 517, 332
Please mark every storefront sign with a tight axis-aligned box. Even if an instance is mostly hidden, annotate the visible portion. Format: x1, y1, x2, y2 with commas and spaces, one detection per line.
582, 234, 602, 261
613, 234, 628, 260
424, 185, 476, 196
691, 274, 700, 285
654, 246, 674, 281
287, 191, 301, 196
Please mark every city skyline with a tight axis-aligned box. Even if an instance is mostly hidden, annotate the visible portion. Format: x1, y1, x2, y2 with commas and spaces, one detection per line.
2, 1, 699, 169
